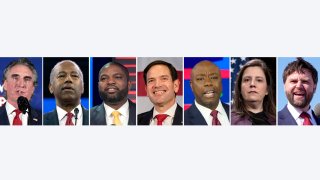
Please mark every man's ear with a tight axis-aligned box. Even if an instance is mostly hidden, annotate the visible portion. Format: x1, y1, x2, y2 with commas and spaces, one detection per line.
173, 79, 180, 93
49, 83, 53, 94
128, 80, 132, 90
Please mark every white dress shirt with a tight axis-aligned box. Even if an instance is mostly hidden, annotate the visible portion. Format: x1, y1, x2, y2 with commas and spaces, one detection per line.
194, 100, 230, 126
104, 100, 129, 126
150, 103, 177, 126
287, 102, 317, 125
6, 102, 28, 126
56, 104, 83, 126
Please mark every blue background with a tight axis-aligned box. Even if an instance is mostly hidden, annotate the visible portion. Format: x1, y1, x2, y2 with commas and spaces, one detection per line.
278, 57, 320, 112
0, 57, 42, 111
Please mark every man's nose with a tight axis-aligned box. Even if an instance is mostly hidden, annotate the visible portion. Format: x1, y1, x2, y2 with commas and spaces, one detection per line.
204, 77, 213, 86
16, 78, 26, 87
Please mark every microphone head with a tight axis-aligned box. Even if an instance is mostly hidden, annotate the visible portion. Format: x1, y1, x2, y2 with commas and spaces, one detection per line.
17, 96, 30, 114
74, 108, 79, 114
314, 103, 320, 119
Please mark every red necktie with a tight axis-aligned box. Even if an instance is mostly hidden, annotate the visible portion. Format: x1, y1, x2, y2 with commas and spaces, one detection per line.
13, 109, 22, 125
155, 114, 168, 125
300, 112, 312, 126
65, 112, 74, 125
211, 110, 221, 126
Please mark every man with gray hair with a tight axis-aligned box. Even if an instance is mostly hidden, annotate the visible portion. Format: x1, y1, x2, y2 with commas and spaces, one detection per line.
0, 57, 42, 125
44, 60, 89, 125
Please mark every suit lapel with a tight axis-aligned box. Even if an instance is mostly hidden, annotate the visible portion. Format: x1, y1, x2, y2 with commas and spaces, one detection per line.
172, 104, 183, 125
0, 105, 10, 125
128, 100, 136, 125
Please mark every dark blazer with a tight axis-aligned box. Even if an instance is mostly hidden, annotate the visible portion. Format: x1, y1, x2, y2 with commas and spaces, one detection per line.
184, 102, 230, 125
0, 103, 42, 125
138, 104, 183, 125
90, 99, 136, 125
43, 106, 89, 125
278, 105, 320, 125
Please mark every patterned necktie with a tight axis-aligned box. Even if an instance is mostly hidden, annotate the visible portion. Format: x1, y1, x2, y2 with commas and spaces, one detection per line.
65, 112, 74, 125
13, 109, 22, 125
210, 110, 221, 126
112, 111, 122, 126
300, 112, 312, 126
155, 114, 168, 125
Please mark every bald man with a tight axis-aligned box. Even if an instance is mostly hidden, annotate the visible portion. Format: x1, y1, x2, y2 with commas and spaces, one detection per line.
184, 60, 230, 125
44, 60, 89, 126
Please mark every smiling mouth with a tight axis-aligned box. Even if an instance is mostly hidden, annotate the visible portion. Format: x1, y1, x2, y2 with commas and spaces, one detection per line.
105, 87, 119, 93
293, 92, 305, 97
153, 90, 166, 95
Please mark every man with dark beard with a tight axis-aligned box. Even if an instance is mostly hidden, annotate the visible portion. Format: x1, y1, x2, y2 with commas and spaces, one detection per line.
90, 62, 136, 125
279, 57, 319, 125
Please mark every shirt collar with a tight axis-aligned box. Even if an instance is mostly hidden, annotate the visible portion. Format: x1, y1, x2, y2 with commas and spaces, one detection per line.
5, 102, 17, 115
195, 99, 224, 114
287, 102, 312, 120
152, 102, 177, 119
56, 104, 82, 121
104, 100, 129, 118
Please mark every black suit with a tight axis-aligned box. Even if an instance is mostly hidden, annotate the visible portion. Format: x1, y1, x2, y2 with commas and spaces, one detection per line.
138, 104, 183, 125
90, 99, 136, 125
43, 106, 89, 125
0, 103, 42, 125
184, 102, 230, 125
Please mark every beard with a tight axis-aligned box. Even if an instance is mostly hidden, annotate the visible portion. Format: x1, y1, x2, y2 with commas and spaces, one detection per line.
286, 90, 314, 109
99, 86, 128, 105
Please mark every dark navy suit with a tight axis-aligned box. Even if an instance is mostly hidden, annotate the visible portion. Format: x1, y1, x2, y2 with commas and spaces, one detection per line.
0, 103, 42, 125
278, 105, 320, 125
184, 102, 229, 125
90, 99, 136, 125
43, 106, 89, 125
138, 104, 183, 125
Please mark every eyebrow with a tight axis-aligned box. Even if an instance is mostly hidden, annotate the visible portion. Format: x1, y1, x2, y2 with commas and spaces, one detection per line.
11, 74, 33, 79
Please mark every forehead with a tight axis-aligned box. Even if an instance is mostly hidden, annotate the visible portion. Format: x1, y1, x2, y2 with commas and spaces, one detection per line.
7, 64, 33, 76
55, 61, 80, 73
193, 62, 219, 74
101, 64, 125, 75
287, 70, 313, 80
243, 66, 265, 76
147, 64, 171, 78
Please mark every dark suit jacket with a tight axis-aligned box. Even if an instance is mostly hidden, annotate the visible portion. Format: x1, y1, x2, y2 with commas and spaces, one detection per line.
90, 99, 136, 125
0, 103, 42, 125
43, 106, 89, 125
184, 102, 230, 125
278, 105, 320, 125
138, 104, 183, 125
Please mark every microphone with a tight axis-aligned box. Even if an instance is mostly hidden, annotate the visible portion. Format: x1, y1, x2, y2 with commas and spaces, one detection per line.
314, 103, 320, 119
74, 108, 79, 125
17, 96, 30, 114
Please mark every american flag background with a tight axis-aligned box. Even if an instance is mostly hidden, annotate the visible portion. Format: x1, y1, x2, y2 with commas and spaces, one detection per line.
184, 57, 230, 110
137, 57, 183, 114
231, 57, 276, 105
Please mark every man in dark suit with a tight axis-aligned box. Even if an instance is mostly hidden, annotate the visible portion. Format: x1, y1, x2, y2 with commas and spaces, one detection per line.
185, 60, 230, 125
90, 62, 136, 125
0, 58, 42, 125
44, 60, 89, 125
279, 58, 319, 125
138, 60, 182, 125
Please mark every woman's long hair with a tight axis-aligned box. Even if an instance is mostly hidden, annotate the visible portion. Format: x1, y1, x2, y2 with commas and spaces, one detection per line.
232, 59, 276, 121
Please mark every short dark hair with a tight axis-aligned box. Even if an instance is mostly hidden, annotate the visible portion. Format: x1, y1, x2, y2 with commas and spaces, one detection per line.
99, 61, 130, 81
2, 57, 38, 86
143, 60, 178, 84
283, 57, 318, 84
232, 59, 276, 121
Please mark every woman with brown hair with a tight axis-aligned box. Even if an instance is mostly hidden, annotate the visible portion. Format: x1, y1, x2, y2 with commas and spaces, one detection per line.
231, 59, 276, 125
